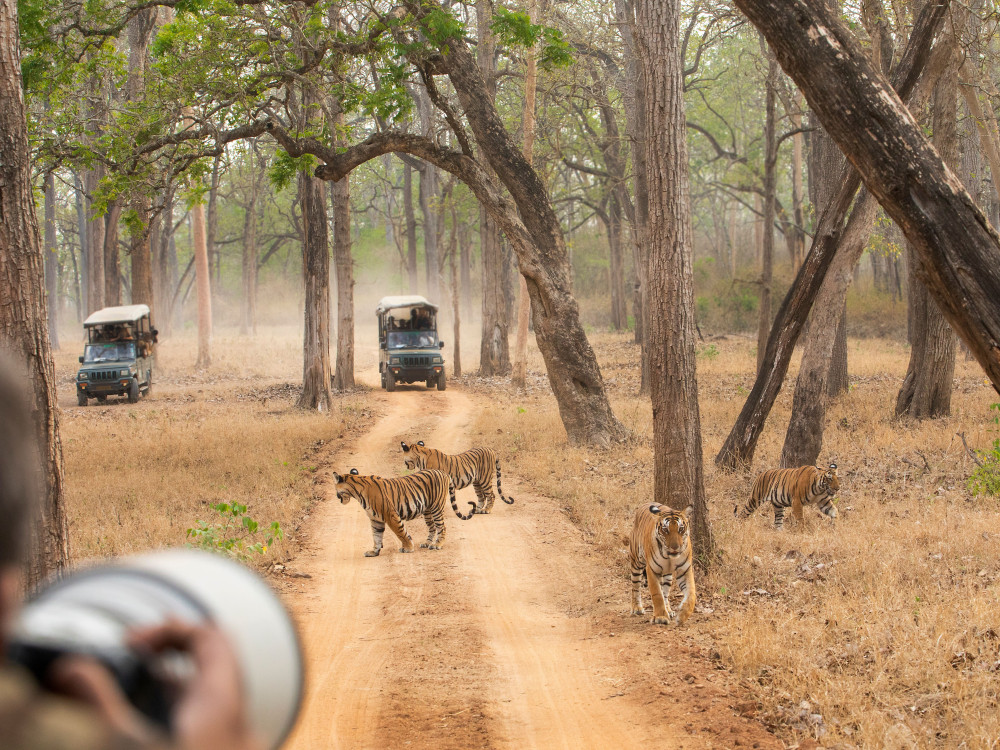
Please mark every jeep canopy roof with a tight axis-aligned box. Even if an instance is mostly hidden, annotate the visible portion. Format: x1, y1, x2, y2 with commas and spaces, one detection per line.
83, 304, 151, 327
375, 296, 438, 316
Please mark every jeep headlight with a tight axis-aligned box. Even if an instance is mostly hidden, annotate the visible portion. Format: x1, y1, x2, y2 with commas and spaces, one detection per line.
122, 369, 131, 378
389, 357, 400, 365
433, 356, 443, 364
78, 371, 87, 380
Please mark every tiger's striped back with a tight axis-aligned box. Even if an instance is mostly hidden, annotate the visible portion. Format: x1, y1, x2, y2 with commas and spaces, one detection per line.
401, 441, 514, 514
627, 503, 696, 626
334, 468, 475, 556
737, 464, 840, 528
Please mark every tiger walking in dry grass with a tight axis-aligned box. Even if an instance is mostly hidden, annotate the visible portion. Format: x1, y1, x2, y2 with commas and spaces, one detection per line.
628, 503, 696, 626
400, 441, 514, 514
736, 463, 840, 529
333, 468, 475, 557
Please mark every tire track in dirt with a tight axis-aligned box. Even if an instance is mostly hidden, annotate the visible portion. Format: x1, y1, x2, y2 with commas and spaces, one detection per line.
283, 381, 781, 749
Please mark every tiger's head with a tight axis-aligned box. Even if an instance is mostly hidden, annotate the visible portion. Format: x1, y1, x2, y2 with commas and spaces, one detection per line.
649, 503, 694, 556
400, 441, 429, 470
333, 468, 363, 504
818, 463, 840, 493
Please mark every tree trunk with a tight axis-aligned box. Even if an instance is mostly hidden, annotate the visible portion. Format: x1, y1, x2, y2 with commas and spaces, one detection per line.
780, 188, 878, 467
297, 169, 332, 410
240, 153, 259, 336
714, 0, 948, 469
827, 304, 849, 395
637, 0, 714, 559
43, 173, 59, 350
615, 0, 651, 389
103, 202, 122, 306
757, 50, 778, 374
207, 155, 221, 314
331, 174, 355, 390
191, 201, 212, 368
513, 2, 538, 389
404, 163, 418, 292
74, 173, 89, 315
0, 0, 69, 583
460, 220, 472, 320
127, 9, 156, 315
896, 50, 958, 418
154, 182, 177, 337
83, 168, 105, 314
450, 205, 462, 377
738, 0, 1000, 399
414, 87, 441, 301
476, 0, 511, 378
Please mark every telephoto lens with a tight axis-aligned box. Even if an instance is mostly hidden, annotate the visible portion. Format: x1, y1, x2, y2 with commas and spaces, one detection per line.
7, 549, 303, 750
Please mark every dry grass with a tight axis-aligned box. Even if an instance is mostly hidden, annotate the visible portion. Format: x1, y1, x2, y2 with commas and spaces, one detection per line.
53, 325, 374, 568
468, 331, 1000, 749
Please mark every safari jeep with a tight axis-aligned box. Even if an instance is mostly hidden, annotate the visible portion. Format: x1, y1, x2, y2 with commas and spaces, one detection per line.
76, 304, 157, 406
377, 296, 446, 391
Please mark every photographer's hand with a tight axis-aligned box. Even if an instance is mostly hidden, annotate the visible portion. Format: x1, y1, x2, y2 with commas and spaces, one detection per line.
128, 620, 264, 750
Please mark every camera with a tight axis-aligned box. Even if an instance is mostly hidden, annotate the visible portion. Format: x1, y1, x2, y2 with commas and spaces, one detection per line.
7, 550, 304, 749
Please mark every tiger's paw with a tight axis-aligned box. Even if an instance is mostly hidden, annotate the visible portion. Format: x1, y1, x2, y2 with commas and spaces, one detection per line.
364, 550, 381, 558
399, 547, 414, 553
420, 542, 430, 548
631, 608, 646, 616
427, 544, 441, 550
474, 508, 491, 515
652, 616, 671, 626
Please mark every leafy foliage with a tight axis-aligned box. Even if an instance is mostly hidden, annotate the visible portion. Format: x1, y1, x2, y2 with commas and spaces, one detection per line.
186, 502, 283, 561
968, 404, 1000, 497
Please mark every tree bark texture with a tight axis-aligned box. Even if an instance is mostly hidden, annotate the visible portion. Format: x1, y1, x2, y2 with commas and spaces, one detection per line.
896, 52, 958, 418
636, 0, 714, 558
83, 167, 105, 314
127, 9, 156, 315
240, 154, 259, 336
103, 202, 122, 306
297, 169, 332, 410
206, 156, 221, 312
715, 0, 948, 470
74, 173, 89, 315
414, 87, 441, 302
43, 173, 59, 350
331, 174, 355, 391
0, 0, 69, 584
450, 205, 462, 377
737, 0, 1000, 399
191, 201, 212, 368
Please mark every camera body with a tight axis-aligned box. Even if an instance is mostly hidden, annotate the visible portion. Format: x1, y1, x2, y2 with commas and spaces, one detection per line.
7, 550, 303, 750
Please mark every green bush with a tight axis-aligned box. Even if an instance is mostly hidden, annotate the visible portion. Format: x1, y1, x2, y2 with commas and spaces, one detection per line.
968, 404, 1000, 497
187, 502, 283, 561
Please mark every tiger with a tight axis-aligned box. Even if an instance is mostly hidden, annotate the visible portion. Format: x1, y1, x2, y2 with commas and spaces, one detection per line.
735, 463, 840, 529
627, 503, 696, 626
400, 441, 514, 514
333, 468, 475, 557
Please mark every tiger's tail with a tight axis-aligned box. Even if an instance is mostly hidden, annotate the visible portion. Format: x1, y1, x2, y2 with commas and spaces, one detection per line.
449, 477, 475, 520
496, 459, 515, 504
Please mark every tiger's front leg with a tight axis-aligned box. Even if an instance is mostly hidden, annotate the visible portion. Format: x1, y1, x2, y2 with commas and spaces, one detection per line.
630, 563, 646, 615
673, 562, 697, 626
365, 519, 385, 557
420, 510, 445, 550
385, 511, 414, 553
646, 561, 674, 625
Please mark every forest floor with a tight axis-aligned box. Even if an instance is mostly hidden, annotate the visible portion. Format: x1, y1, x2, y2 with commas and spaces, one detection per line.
54, 325, 1000, 749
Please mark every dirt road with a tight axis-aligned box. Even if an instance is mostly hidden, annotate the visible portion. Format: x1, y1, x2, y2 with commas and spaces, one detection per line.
281, 381, 779, 749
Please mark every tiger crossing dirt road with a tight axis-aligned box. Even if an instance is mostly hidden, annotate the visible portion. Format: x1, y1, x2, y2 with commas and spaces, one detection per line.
280, 376, 779, 750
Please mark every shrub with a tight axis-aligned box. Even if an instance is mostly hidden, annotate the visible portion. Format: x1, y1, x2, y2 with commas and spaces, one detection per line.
187, 502, 283, 561
968, 404, 1000, 497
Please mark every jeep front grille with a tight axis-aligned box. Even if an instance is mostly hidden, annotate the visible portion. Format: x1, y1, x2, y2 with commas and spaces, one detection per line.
90, 370, 119, 381
402, 356, 432, 367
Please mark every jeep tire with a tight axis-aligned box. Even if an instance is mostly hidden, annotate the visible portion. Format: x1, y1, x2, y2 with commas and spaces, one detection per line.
437, 370, 446, 391
127, 378, 139, 403
77, 391, 88, 407
385, 370, 396, 392
145, 370, 152, 397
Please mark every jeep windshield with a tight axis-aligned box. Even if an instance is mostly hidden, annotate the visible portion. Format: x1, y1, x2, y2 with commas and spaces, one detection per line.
387, 331, 437, 349
84, 342, 136, 363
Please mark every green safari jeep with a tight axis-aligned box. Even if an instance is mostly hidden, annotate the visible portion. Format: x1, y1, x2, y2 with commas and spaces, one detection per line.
377, 296, 446, 391
76, 305, 157, 406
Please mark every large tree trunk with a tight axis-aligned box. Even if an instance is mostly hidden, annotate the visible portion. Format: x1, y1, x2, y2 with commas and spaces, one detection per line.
403, 163, 418, 292
459, 219, 472, 320
43, 173, 59, 350
414, 88, 441, 301
714, 0, 948, 470
191, 201, 212, 368
331, 174, 355, 390
74, 173, 89, 315
154, 182, 177, 337
450, 205, 462, 377
127, 9, 157, 315
512, 3, 539, 390
896, 46, 959, 418
475, 0, 511, 377
637, 0, 713, 559
103, 202, 122, 306
738, 0, 1000, 398
83, 167, 105, 314
206, 155, 221, 315
297, 169, 333, 410
0, 0, 69, 583
757, 50, 778, 374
